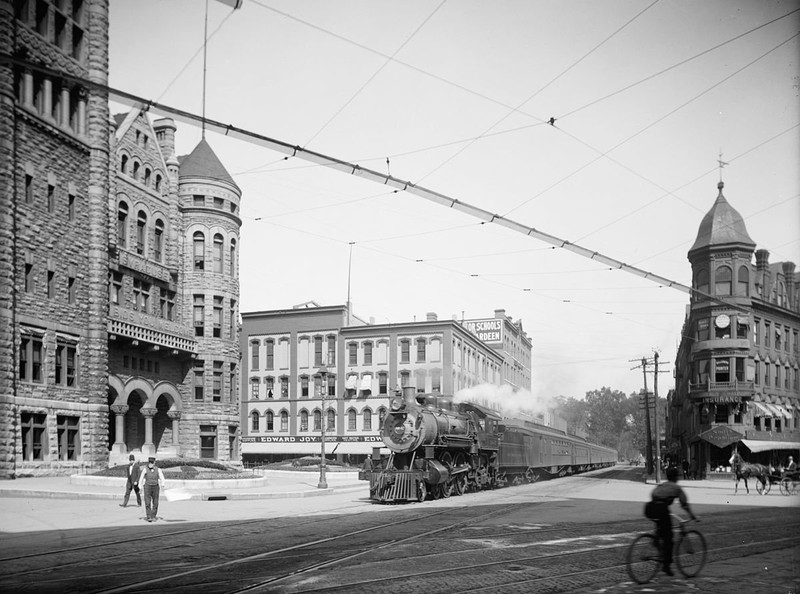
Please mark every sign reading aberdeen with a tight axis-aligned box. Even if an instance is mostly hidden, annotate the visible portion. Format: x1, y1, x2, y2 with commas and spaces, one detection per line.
463, 318, 504, 344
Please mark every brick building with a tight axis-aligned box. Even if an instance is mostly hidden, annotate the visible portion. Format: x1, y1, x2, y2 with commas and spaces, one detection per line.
239, 304, 512, 463
1, 0, 241, 477
668, 182, 800, 475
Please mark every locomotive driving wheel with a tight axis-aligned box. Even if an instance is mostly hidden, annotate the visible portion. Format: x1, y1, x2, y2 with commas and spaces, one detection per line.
416, 480, 427, 502
453, 453, 467, 496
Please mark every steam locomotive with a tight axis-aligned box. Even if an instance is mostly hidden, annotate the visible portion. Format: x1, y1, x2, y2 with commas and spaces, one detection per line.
359, 387, 617, 503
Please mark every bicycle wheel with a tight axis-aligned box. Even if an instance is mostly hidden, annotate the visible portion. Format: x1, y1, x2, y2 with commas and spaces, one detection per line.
676, 529, 707, 577
626, 534, 661, 584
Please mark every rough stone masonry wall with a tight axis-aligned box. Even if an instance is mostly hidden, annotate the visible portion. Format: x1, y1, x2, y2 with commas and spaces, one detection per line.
0, 0, 18, 478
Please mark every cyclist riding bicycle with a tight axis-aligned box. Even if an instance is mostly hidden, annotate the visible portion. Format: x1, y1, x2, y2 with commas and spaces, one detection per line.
644, 466, 698, 576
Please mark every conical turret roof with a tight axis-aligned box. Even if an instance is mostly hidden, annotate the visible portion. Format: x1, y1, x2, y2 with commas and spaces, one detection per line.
178, 138, 239, 191
688, 182, 755, 256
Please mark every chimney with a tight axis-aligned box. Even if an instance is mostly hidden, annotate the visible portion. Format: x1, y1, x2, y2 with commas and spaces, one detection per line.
782, 261, 796, 307
494, 309, 506, 319
426, 312, 438, 321
755, 249, 770, 299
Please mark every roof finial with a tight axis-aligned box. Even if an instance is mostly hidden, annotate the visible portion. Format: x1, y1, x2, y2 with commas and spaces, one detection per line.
717, 151, 728, 188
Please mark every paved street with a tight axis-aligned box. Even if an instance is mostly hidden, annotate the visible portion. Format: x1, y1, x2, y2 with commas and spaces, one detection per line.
0, 467, 797, 593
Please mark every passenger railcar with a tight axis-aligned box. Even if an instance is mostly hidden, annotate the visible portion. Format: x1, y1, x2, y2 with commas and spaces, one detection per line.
360, 388, 617, 503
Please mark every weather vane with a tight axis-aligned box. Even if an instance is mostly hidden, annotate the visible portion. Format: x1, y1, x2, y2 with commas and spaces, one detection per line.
717, 151, 728, 183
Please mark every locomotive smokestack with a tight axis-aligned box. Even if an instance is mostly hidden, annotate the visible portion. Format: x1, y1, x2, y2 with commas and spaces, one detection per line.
402, 386, 417, 405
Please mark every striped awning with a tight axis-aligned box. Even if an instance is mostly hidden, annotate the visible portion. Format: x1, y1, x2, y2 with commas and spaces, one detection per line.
764, 403, 785, 418
741, 439, 800, 453
751, 402, 773, 417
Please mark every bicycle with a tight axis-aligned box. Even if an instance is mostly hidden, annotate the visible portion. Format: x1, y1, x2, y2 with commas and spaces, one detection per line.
625, 514, 707, 584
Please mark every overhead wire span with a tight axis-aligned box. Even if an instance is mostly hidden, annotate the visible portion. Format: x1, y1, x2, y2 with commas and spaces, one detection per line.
0, 53, 749, 313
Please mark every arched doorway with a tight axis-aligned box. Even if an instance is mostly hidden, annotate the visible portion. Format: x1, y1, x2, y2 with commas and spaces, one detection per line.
125, 390, 146, 451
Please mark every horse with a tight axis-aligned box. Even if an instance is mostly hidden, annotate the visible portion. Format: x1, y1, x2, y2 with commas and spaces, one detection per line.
730, 452, 769, 495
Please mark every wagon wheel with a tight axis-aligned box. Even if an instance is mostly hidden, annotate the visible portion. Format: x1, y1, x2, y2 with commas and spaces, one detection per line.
779, 477, 791, 496
756, 477, 771, 495
525, 468, 536, 483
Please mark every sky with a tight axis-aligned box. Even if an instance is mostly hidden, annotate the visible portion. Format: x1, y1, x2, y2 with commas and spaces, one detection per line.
107, 0, 800, 401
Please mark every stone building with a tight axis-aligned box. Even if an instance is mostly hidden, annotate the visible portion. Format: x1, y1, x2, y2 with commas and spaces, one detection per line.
668, 182, 800, 476
1, 0, 242, 477
239, 304, 512, 463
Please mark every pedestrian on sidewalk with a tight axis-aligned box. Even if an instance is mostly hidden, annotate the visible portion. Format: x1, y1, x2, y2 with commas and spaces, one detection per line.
138, 457, 166, 522
689, 457, 698, 480
120, 454, 142, 507
681, 459, 689, 480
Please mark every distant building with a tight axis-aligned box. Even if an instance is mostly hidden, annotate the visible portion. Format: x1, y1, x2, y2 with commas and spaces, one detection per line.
668, 182, 799, 476
461, 309, 531, 392
1, 1, 241, 477
239, 305, 518, 463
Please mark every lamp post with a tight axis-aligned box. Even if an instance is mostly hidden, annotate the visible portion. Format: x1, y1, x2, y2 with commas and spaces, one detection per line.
317, 365, 329, 489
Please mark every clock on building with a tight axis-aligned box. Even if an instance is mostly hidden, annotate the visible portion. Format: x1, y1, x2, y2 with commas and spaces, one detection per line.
715, 314, 730, 329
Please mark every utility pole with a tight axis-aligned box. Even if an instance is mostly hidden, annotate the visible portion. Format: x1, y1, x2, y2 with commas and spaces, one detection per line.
653, 352, 662, 484
632, 357, 653, 477
652, 350, 671, 484
633, 353, 671, 483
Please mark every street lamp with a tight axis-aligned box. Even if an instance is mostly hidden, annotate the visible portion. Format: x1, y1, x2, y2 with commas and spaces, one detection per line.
317, 365, 329, 489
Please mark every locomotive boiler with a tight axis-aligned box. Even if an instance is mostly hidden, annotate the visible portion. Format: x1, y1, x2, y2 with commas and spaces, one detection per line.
360, 388, 617, 503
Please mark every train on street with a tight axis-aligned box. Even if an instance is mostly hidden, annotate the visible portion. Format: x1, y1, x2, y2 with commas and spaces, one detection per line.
359, 387, 617, 503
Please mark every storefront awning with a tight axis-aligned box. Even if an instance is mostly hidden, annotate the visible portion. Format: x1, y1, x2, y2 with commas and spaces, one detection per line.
763, 403, 784, 418
697, 426, 743, 448
740, 439, 800, 453
773, 404, 792, 419
752, 402, 773, 417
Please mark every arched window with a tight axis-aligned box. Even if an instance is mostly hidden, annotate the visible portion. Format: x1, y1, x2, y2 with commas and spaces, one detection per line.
120, 154, 128, 174
143, 167, 151, 186
155, 174, 162, 192
300, 410, 309, 431
154, 219, 164, 262
132, 161, 139, 180
347, 409, 357, 431
695, 268, 709, 297
136, 210, 147, 255
230, 238, 236, 277
265, 411, 274, 431
250, 411, 260, 431
326, 409, 335, 431
363, 408, 372, 431
313, 410, 321, 431
213, 233, 224, 273
715, 265, 732, 296
193, 231, 205, 270
737, 265, 749, 296
280, 411, 289, 432
117, 201, 128, 247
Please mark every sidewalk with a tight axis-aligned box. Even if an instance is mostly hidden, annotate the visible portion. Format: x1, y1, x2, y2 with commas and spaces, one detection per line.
0, 469, 364, 501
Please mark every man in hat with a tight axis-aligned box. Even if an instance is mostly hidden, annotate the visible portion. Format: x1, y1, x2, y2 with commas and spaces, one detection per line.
120, 454, 142, 507
138, 456, 166, 522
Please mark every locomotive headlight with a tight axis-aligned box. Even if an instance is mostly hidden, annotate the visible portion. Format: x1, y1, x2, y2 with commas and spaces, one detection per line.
390, 396, 405, 411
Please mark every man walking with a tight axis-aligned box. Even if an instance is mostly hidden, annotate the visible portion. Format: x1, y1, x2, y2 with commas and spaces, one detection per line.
138, 457, 166, 522
120, 454, 141, 507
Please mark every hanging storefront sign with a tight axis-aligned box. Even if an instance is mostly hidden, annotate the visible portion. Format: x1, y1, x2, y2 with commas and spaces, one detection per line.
697, 425, 743, 448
